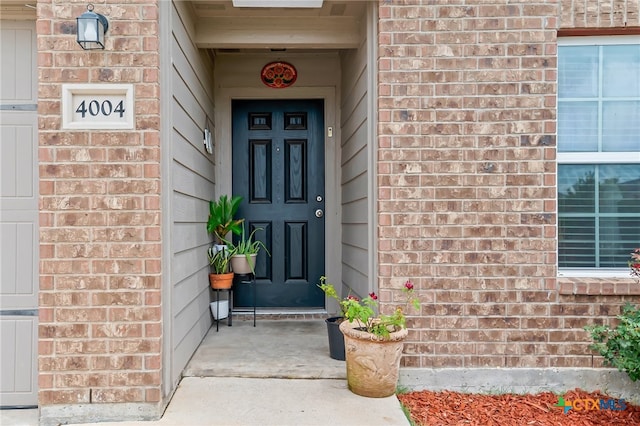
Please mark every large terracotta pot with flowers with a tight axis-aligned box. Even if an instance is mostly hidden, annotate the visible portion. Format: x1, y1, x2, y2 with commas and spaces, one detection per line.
339, 319, 408, 397
319, 278, 420, 398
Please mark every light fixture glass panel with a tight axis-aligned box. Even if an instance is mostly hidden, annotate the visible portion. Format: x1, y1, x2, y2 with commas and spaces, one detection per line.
232, 0, 323, 7
77, 7, 108, 50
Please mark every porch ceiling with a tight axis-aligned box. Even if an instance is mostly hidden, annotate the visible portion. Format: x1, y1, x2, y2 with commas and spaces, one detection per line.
0, 0, 36, 19
190, 0, 366, 49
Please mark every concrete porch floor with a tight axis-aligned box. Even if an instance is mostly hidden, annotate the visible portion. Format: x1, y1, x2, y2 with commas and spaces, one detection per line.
183, 317, 346, 379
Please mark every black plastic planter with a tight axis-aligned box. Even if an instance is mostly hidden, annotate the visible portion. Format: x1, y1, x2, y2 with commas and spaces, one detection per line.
325, 316, 346, 361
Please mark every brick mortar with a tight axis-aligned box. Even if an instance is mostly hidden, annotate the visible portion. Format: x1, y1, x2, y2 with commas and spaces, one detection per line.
37, 0, 162, 407
377, 1, 637, 370
30, 0, 640, 411
560, 0, 640, 29
558, 277, 640, 296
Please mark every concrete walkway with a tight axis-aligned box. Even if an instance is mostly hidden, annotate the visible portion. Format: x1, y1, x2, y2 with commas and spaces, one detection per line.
69, 377, 409, 426
2, 319, 410, 426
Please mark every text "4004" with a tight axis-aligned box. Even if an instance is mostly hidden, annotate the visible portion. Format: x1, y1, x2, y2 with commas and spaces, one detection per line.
75, 99, 125, 118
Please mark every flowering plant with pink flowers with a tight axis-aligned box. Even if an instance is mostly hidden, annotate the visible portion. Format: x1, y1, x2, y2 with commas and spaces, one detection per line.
318, 277, 420, 339
629, 248, 640, 283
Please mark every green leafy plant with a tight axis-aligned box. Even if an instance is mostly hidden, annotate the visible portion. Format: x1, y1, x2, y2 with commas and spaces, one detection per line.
206, 195, 244, 243
318, 277, 420, 339
318, 276, 347, 318
207, 245, 231, 274
229, 224, 270, 256
584, 249, 640, 382
227, 224, 270, 274
585, 303, 640, 381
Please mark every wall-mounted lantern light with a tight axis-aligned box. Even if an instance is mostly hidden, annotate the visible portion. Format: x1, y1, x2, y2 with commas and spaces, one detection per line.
76, 4, 109, 50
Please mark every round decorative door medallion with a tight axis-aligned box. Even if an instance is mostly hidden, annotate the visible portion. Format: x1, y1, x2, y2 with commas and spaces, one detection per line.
260, 61, 297, 88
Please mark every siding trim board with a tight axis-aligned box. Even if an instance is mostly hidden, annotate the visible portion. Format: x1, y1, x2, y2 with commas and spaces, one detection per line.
558, 27, 640, 36
160, 0, 175, 403
365, 1, 378, 307
339, 10, 372, 300
0, 310, 38, 316
0, 104, 38, 111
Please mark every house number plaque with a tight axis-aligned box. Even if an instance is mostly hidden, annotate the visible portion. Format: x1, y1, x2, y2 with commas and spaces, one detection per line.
62, 84, 134, 130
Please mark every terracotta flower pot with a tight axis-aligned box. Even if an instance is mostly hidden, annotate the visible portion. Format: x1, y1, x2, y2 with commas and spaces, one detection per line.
339, 320, 408, 398
209, 272, 234, 289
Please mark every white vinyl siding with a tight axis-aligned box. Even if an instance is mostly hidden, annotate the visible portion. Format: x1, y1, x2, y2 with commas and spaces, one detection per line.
168, 1, 216, 389
339, 11, 372, 298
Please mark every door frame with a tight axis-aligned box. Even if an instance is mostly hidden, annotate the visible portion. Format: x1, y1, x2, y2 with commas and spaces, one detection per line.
215, 87, 340, 311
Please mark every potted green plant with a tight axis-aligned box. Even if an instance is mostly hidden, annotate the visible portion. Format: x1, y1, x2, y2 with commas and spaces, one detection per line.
228, 224, 270, 274
206, 195, 244, 244
207, 245, 233, 289
206, 194, 243, 289
320, 278, 420, 398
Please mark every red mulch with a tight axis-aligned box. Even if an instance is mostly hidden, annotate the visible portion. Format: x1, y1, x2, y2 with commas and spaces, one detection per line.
398, 388, 640, 426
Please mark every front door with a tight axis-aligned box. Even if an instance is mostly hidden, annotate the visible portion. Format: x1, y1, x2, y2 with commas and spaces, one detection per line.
232, 99, 325, 308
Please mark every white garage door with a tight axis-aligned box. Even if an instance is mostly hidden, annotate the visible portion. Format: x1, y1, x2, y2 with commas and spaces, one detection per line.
0, 19, 39, 408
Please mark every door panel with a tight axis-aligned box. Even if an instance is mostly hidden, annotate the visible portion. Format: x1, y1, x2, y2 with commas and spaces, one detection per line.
0, 218, 37, 307
0, 24, 37, 103
0, 317, 37, 406
232, 99, 325, 308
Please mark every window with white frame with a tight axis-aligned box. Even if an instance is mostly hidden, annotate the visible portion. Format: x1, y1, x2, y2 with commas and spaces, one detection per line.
558, 37, 640, 271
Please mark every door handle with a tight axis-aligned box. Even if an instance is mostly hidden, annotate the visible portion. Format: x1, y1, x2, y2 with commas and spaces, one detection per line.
315, 209, 324, 218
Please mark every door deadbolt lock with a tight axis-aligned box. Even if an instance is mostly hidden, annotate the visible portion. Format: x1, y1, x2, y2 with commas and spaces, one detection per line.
316, 195, 323, 202
315, 209, 324, 218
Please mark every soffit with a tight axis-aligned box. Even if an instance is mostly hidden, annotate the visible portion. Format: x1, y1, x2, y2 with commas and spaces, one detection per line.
191, 0, 365, 18
190, 0, 366, 49
0, 0, 36, 19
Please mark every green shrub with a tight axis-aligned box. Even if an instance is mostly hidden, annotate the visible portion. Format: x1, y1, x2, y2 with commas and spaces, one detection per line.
585, 302, 640, 382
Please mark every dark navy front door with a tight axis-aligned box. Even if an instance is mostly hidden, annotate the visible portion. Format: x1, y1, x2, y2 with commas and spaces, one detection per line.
232, 99, 325, 308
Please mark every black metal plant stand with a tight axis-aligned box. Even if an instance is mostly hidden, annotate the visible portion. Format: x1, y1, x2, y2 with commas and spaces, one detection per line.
232, 273, 256, 327
211, 287, 232, 332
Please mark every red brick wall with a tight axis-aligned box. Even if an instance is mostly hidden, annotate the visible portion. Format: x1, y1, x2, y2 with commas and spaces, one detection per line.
560, 0, 639, 29
33, 0, 639, 410
377, 0, 638, 369
37, 1, 162, 405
